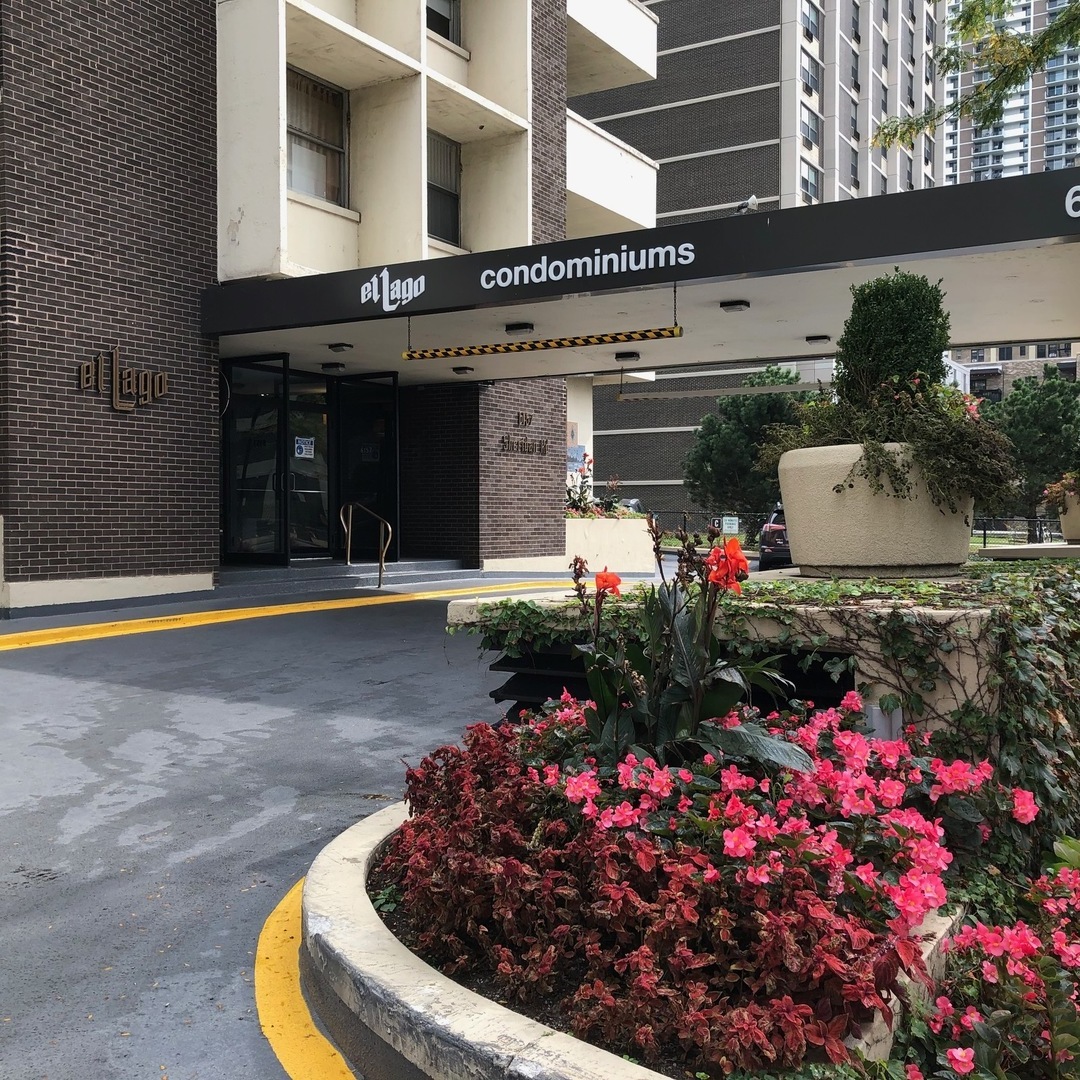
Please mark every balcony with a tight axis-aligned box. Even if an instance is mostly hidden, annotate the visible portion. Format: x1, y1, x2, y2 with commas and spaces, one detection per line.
566, 0, 657, 97
565, 111, 657, 238
286, 0, 419, 90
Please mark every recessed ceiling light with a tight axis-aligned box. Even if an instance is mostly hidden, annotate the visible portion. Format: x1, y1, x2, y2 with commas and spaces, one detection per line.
504, 322, 535, 334
615, 351, 641, 362
718, 300, 751, 313
452, 365, 474, 375
805, 334, 832, 344
321, 362, 346, 373
327, 342, 353, 353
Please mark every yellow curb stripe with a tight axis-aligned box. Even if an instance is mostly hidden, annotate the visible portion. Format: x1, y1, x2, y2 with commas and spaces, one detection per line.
0, 580, 574, 652
256, 878, 355, 1079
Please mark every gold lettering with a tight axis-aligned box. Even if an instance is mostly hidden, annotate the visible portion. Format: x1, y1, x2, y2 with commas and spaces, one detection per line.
111, 347, 134, 411
78, 360, 95, 390
153, 372, 169, 398
137, 369, 152, 405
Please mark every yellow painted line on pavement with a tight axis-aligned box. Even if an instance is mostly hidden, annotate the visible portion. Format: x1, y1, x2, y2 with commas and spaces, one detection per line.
0, 580, 573, 652
256, 878, 355, 1079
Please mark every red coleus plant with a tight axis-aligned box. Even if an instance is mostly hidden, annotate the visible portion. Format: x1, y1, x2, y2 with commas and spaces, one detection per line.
383, 693, 1042, 1076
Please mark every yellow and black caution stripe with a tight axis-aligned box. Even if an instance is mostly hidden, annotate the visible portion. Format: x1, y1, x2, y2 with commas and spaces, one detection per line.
403, 325, 682, 361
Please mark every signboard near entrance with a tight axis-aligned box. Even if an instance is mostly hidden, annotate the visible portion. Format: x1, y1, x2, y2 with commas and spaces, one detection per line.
294, 436, 315, 460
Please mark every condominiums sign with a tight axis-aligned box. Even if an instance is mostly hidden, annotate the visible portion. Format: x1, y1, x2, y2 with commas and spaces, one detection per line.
479, 241, 697, 291
78, 346, 169, 412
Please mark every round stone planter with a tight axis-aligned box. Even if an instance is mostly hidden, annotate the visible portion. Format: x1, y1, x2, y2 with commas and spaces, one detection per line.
301, 803, 956, 1077
778, 444, 973, 577
1060, 493, 1080, 542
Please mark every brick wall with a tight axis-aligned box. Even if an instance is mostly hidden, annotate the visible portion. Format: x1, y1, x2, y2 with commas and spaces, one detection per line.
0, 0, 218, 584
531, 0, 567, 243
399, 384, 481, 563
478, 378, 565, 561
399, 378, 565, 566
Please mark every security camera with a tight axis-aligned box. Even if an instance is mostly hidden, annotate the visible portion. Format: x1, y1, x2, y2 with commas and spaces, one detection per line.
736, 195, 759, 214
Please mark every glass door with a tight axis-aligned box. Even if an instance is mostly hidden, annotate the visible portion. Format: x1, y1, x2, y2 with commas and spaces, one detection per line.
222, 362, 287, 563
287, 373, 331, 557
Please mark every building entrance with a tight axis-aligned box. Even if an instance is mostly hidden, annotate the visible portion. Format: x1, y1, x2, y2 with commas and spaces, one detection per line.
220, 358, 398, 565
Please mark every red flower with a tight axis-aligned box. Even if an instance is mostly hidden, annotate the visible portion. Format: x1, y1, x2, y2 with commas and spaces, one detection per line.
705, 537, 750, 594
595, 568, 621, 597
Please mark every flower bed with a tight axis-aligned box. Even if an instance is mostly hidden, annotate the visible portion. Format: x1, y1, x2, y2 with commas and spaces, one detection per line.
401, 529, 1080, 1078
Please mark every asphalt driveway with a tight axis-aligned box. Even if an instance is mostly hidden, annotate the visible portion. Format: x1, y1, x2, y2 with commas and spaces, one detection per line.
0, 590, 503, 1080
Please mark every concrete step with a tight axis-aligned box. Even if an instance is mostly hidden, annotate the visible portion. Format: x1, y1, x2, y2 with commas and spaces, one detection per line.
214, 559, 472, 600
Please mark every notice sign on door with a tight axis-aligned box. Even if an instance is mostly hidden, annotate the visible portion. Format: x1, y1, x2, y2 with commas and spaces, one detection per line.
294, 436, 316, 460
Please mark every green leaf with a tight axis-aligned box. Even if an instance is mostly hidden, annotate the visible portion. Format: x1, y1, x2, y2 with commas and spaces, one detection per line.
704, 722, 813, 773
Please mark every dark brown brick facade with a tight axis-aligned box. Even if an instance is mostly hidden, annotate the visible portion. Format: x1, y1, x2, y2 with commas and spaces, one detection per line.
399, 378, 566, 566
531, 0, 568, 244
0, 1, 218, 585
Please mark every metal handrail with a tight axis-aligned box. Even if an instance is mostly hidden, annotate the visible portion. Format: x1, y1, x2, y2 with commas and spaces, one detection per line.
339, 502, 393, 587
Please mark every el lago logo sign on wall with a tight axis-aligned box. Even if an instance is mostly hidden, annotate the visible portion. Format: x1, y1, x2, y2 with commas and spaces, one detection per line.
78, 347, 169, 412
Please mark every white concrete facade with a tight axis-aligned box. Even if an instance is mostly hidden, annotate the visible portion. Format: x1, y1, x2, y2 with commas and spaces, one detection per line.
783, 0, 943, 208
216, 0, 658, 282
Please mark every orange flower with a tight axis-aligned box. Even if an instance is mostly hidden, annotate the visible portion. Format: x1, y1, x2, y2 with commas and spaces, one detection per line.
595, 568, 622, 597
705, 537, 749, 594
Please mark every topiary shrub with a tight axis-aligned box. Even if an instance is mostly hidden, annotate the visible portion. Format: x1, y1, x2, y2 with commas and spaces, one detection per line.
832, 268, 950, 410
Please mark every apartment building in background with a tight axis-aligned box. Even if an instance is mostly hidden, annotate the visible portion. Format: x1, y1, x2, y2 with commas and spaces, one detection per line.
573, 0, 946, 515
941, 1, 1080, 399
0, 0, 658, 611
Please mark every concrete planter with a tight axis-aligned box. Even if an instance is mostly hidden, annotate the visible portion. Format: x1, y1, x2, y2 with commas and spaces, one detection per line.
481, 516, 654, 574
565, 516, 654, 573
779, 444, 973, 577
1060, 493, 1080, 542
302, 803, 957, 1078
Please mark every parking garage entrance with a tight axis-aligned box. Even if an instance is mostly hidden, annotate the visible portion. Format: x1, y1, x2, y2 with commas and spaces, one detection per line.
220, 357, 398, 565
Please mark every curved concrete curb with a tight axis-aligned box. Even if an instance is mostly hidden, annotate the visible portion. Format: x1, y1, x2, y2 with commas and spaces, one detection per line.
301, 803, 959, 1078
301, 802, 665, 1080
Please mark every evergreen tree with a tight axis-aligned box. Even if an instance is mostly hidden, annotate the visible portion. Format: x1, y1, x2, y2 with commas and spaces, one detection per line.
683, 366, 807, 542
985, 367, 1080, 522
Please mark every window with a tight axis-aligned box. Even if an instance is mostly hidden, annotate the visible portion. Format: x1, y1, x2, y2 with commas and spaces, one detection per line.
800, 104, 822, 148
971, 376, 988, 394
970, 348, 985, 363
801, 51, 823, 94
850, 145, 860, 187
905, 154, 913, 189
1020, 345, 1028, 357
879, 171, 888, 195
926, 15, 936, 45
287, 69, 347, 205
906, 70, 915, 107
998, 346, 1013, 362
427, 130, 461, 245
850, 100, 860, 138
881, 0, 889, 22
851, 48, 861, 89
800, 159, 822, 201
851, 0, 861, 40
881, 36, 889, 70
905, 26, 915, 64
801, 0, 822, 39
427, 0, 461, 44
881, 80, 889, 113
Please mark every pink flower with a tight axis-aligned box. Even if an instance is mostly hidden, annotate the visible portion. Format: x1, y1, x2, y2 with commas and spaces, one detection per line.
542, 764, 561, 786
722, 826, 757, 858
981, 959, 999, 983
564, 769, 601, 804
945, 1046, 975, 1074
1012, 787, 1039, 824
905, 1066, 925, 1080
854, 862, 880, 887
840, 690, 864, 712
745, 864, 772, 885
